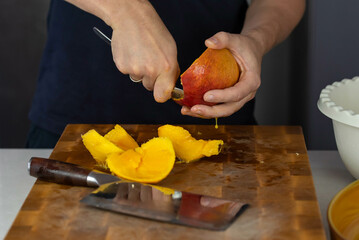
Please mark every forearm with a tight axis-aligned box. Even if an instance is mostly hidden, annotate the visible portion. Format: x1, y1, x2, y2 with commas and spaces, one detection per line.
241, 0, 305, 55
64, 0, 109, 25
64, 0, 151, 27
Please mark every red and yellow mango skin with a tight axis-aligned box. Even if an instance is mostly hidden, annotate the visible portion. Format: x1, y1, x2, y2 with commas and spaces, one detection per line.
174, 48, 240, 107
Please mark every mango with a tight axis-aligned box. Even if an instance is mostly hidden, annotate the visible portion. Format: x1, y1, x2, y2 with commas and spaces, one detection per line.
82, 129, 124, 168
82, 124, 224, 183
104, 124, 139, 150
158, 124, 224, 163
174, 48, 240, 107
107, 137, 175, 183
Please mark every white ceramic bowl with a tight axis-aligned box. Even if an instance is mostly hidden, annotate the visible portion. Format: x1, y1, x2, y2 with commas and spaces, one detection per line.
318, 76, 359, 179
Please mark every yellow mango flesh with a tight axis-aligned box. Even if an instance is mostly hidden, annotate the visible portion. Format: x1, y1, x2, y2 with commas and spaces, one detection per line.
158, 125, 224, 163
151, 185, 175, 195
82, 129, 124, 166
104, 124, 139, 150
107, 137, 175, 183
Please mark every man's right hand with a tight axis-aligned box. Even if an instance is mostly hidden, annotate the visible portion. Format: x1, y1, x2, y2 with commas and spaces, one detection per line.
66, 0, 180, 103
108, 0, 179, 103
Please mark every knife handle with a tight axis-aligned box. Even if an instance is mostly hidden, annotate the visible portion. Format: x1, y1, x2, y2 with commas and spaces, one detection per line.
28, 157, 91, 187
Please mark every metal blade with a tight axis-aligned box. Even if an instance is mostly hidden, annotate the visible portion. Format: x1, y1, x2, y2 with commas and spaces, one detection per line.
80, 181, 248, 231
86, 171, 121, 187
171, 87, 184, 99
93, 27, 111, 45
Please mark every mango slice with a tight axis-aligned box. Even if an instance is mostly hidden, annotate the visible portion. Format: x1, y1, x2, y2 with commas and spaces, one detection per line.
158, 125, 224, 163
104, 124, 139, 150
107, 137, 175, 183
82, 129, 124, 167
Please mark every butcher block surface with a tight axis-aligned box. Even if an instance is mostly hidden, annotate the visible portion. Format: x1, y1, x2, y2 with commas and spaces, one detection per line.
6, 124, 326, 239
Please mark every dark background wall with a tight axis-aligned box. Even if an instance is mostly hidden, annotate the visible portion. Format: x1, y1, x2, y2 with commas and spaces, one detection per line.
0, 1, 358, 149
305, 0, 359, 149
0, 0, 50, 147
254, 0, 359, 150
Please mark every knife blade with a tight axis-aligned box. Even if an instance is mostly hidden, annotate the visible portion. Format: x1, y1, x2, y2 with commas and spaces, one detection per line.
28, 157, 248, 231
92, 27, 184, 100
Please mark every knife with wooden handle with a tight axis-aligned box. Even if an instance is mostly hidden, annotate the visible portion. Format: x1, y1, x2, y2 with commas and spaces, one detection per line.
28, 157, 248, 231
28, 157, 120, 187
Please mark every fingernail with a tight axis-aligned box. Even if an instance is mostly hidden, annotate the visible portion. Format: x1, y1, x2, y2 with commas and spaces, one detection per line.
155, 93, 165, 103
206, 37, 217, 45
205, 94, 214, 102
192, 107, 202, 114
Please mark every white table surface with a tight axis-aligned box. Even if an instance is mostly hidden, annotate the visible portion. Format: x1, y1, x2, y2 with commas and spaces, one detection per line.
0, 149, 355, 239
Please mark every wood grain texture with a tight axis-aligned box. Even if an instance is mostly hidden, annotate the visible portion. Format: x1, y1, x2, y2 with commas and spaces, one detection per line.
6, 124, 326, 239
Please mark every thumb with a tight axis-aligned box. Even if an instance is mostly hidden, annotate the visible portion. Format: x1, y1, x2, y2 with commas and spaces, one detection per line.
153, 64, 180, 103
205, 31, 233, 49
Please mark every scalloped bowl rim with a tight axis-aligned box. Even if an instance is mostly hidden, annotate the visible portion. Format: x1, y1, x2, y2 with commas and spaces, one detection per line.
317, 76, 359, 128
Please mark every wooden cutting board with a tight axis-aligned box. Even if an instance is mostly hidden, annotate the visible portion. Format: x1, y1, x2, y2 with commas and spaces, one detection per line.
6, 124, 326, 239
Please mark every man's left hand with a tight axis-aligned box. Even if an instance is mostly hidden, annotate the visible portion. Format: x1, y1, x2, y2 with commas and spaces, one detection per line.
181, 31, 263, 119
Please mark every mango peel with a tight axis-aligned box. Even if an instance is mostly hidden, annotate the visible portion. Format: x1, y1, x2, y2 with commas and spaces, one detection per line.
174, 48, 240, 107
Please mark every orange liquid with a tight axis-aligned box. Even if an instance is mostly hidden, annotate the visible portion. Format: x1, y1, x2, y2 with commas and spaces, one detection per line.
215, 118, 218, 129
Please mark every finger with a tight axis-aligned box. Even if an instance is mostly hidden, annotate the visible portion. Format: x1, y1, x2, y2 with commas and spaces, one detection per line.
141, 74, 156, 91
129, 74, 143, 83
131, 59, 160, 90
203, 71, 260, 103
181, 106, 191, 115
188, 103, 239, 119
181, 106, 210, 119
113, 57, 130, 75
186, 93, 255, 119
205, 31, 233, 50
182, 111, 210, 119
153, 63, 180, 103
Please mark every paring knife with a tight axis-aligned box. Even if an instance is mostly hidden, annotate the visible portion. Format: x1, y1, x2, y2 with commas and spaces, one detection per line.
92, 27, 184, 100
28, 157, 248, 231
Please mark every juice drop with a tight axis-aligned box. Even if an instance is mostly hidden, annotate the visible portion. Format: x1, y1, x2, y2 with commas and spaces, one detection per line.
215, 117, 218, 129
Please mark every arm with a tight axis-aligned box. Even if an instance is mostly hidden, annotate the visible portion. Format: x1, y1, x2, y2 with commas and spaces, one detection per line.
181, 0, 305, 118
65, 0, 179, 103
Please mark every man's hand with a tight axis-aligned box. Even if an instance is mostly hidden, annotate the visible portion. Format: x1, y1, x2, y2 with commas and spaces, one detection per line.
109, 0, 179, 103
181, 0, 305, 119
181, 32, 262, 119
65, 0, 179, 103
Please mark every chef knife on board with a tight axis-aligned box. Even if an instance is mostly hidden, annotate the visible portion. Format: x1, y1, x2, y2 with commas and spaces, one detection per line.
28, 157, 248, 231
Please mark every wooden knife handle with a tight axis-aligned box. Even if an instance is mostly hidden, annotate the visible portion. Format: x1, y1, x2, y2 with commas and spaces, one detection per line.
28, 157, 91, 187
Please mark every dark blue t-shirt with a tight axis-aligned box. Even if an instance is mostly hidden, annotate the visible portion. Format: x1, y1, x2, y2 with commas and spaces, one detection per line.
29, 0, 254, 135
